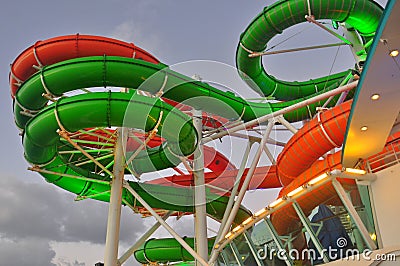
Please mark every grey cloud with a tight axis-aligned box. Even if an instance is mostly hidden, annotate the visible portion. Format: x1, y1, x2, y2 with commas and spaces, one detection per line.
0, 237, 56, 266
0, 174, 147, 245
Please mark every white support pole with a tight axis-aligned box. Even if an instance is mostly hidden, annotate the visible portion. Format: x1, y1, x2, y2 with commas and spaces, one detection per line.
193, 109, 209, 264
332, 179, 377, 250
104, 127, 128, 266
276, 115, 298, 134
118, 211, 173, 265
212, 141, 253, 250
203, 81, 358, 143
262, 146, 276, 165
209, 119, 275, 265
123, 182, 209, 266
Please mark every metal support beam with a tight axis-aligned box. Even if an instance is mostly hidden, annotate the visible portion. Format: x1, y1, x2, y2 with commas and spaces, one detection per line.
230, 242, 245, 266
104, 128, 128, 266
263, 146, 276, 165
203, 81, 358, 143
209, 120, 274, 265
305, 15, 352, 45
249, 42, 348, 57
332, 179, 377, 250
263, 218, 293, 266
123, 182, 209, 266
292, 201, 330, 263
244, 231, 265, 266
276, 115, 298, 134
193, 109, 209, 264
118, 211, 173, 265
213, 140, 253, 245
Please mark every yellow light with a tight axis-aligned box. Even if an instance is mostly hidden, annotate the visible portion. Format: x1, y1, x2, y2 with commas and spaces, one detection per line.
370, 233, 377, 241
309, 173, 328, 185
371, 94, 380, 100
233, 225, 242, 233
214, 244, 220, 249
254, 208, 268, 217
345, 168, 366, 175
389, 49, 399, 57
225, 232, 233, 239
268, 198, 283, 208
287, 186, 304, 197
242, 217, 253, 226
361, 126, 368, 131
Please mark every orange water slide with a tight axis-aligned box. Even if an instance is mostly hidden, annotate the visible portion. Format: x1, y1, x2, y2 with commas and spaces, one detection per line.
272, 100, 400, 235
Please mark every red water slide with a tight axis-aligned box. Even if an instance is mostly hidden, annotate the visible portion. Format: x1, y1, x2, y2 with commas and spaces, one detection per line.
9, 34, 159, 97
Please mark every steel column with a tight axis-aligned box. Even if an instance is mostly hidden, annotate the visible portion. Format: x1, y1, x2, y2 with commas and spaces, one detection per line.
193, 109, 209, 264
104, 127, 128, 266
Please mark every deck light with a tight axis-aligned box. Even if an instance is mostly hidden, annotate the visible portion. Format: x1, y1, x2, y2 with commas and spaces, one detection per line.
268, 198, 283, 208
370, 94, 380, 100
389, 49, 399, 57
254, 208, 268, 217
287, 186, 304, 197
233, 225, 242, 233
309, 173, 328, 185
345, 168, 366, 175
242, 217, 253, 226
225, 232, 233, 239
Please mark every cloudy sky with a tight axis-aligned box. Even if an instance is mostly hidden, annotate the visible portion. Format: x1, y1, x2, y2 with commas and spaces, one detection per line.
0, 0, 387, 265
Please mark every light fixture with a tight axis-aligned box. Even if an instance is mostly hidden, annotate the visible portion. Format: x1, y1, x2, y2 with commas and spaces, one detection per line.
345, 168, 366, 175
268, 198, 283, 208
370, 233, 377, 241
389, 49, 399, 57
309, 173, 328, 185
225, 232, 233, 239
233, 225, 242, 233
287, 186, 304, 197
370, 94, 380, 100
254, 208, 268, 217
242, 217, 253, 226
361, 126, 368, 131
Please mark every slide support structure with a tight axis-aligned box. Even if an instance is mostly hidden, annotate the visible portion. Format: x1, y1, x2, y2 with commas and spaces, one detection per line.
123, 182, 209, 266
213, 140, 253, 248
118, 211, 174, 265
292, 201, 330, 263
203, 81, 358, 143
263, 218, 292, 266
244, 231, 265, 266
332, 179, 377, 250
104, 127, 128, 266
193, 109, 209, 264
209, 119, 275, 265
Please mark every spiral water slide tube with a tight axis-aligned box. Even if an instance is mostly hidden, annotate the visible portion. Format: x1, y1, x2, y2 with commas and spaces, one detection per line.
10, 0, 384, 263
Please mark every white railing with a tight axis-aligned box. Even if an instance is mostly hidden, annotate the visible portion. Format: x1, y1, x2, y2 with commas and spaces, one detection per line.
365, 139, 400, 173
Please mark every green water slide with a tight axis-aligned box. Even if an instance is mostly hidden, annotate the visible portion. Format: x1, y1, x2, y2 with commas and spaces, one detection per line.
237, 0, 382, 98
12, 0, 383, 264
